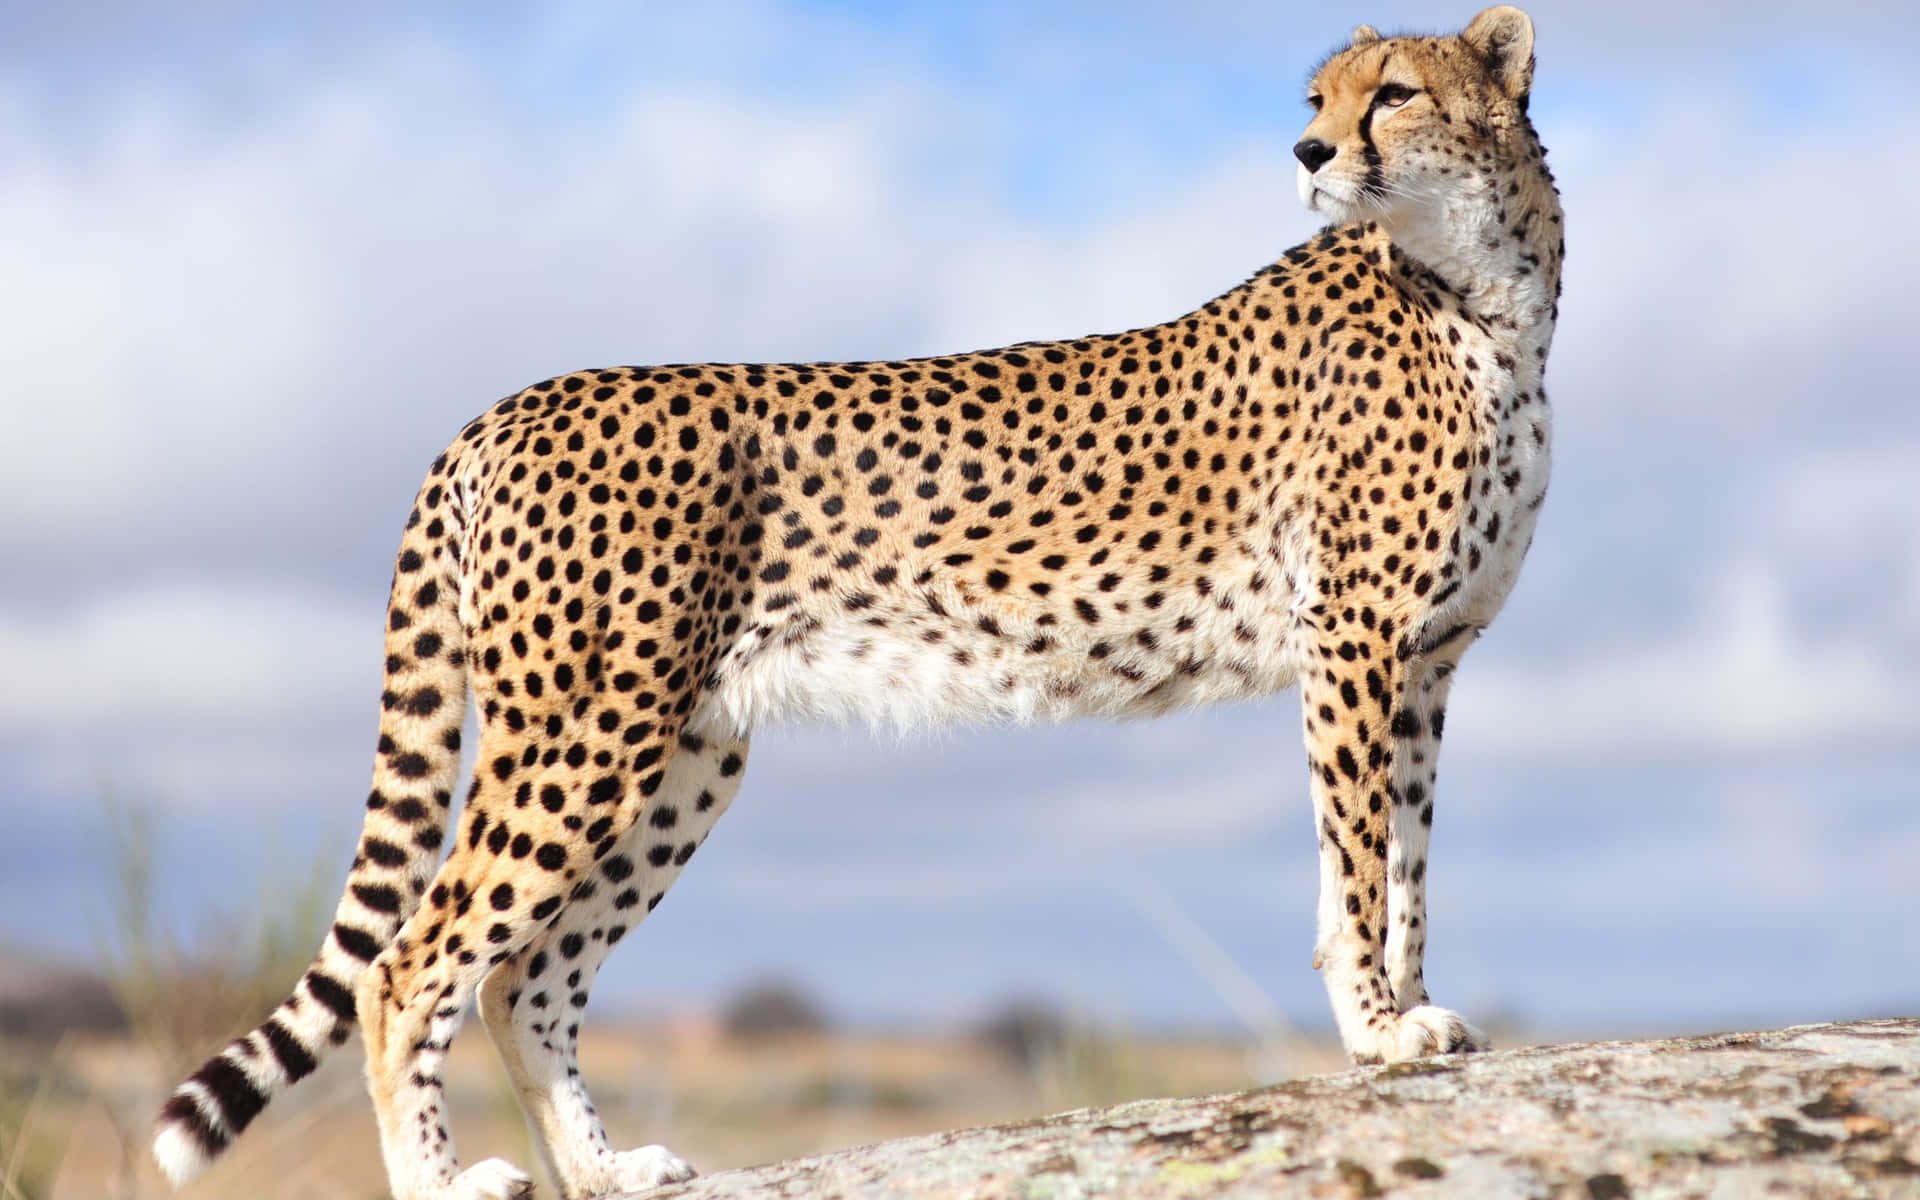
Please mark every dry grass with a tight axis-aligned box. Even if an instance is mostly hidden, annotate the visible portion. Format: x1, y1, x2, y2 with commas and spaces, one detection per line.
93, 794, 343, 1082
0, 1040, 70, 1200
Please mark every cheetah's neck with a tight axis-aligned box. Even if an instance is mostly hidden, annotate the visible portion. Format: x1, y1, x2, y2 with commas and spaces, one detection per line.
1377, 126, 1563, 355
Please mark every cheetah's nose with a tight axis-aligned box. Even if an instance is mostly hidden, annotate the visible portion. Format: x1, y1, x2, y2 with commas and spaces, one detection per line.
1293, 138, 1337, 173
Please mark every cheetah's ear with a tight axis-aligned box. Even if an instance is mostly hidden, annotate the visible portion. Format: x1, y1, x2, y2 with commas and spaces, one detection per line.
1350, 24, 1381, 46
1462, 6, 1535, 101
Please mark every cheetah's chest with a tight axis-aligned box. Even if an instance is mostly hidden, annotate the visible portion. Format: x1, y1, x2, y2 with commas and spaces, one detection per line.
1438, 337, 1552, 635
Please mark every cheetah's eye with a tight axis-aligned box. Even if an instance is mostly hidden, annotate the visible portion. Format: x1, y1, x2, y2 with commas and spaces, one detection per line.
1307, 93, 1324, 112
1373, 83, 1417, 108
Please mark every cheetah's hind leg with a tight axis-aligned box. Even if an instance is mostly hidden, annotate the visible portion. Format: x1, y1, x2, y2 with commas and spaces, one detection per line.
356, 713, 717, 1198
477, 732, 748, 1198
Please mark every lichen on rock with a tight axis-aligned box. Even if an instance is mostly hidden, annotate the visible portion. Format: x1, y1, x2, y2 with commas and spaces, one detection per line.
642, 1019, 1920, 1198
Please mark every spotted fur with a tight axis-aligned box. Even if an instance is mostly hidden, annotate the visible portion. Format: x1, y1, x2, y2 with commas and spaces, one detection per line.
154, 8, 1562, 1197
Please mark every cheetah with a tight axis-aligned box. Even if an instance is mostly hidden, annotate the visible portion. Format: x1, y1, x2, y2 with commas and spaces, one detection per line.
153, 8, 1562, 1198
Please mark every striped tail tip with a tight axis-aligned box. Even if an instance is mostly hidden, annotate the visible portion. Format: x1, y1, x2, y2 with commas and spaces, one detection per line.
151, 1026, 291, 1187
152, 1088, 228, 1186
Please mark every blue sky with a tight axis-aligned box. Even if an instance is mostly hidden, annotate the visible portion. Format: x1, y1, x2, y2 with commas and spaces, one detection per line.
2, 1, 1917, 1038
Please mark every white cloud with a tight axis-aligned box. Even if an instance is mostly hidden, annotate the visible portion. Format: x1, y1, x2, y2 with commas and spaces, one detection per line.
1546, 91, 1920, 448
0, 579, 380, 814
1776, 447, 1920, 540
0, 579, 374, 727
1033, 755, 1290, 849
1451, 555, 1920, 762
920, 148, 1312, 351
711, 855, 1041, 909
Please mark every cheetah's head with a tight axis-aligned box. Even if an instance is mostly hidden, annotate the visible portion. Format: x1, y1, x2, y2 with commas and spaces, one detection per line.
1294, 6, 1535, 230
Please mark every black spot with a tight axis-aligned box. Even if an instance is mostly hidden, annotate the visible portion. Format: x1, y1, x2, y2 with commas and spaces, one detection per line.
390, 752, 430, 779
1336, 745, 1361, 781
587, 776, 621, 805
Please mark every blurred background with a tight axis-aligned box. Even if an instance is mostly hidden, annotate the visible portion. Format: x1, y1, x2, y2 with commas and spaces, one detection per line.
3, 1, 1917, 1196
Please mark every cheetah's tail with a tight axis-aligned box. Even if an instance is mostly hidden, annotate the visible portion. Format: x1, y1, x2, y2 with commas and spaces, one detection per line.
152, 459, 471, 1187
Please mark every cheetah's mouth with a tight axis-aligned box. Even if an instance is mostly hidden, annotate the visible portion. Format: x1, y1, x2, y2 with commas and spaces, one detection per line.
1298, 163, 1359, 222
1297, 162, 1396, 226
1296, 162, 1321, 214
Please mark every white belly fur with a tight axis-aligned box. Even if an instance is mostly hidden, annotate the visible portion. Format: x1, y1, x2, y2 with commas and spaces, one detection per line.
693, 548, 1310, 740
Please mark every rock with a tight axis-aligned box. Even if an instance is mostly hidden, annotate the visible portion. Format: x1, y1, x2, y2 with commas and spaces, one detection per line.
640, 1018, 1918, 1198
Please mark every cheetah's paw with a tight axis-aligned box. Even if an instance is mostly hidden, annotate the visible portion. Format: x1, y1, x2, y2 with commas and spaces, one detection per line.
1377, 1004, 1490, 1063
604, 1144, 696, 1190
443, 1157, 535, 1200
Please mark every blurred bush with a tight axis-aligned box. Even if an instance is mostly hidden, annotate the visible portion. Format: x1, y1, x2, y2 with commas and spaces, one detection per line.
0, 955, 123, 1041
971, 995, 1171, 1111
971, 996, 1071, 1071
720, 978, 830, 1039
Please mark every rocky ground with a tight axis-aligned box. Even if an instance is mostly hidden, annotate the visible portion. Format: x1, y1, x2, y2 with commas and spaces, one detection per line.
639, 1018, 1919, 1199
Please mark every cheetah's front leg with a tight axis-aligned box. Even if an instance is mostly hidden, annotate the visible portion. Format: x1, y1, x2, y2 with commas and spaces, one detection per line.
1382, 647, 1468, 1013
1300, 629, 1486, 1064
